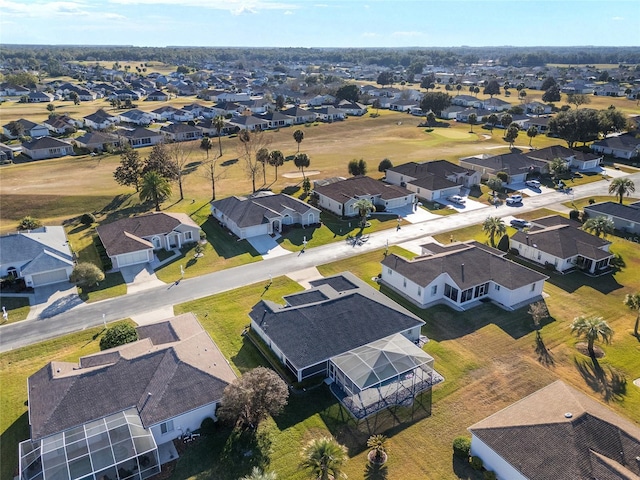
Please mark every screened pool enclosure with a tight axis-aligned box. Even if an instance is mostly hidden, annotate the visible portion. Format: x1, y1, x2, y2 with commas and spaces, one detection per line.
19, 409, 160, 480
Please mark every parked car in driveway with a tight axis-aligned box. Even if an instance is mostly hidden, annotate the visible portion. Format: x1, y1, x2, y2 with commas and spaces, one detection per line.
506, 194, 523, 205
525, 180, 541, 189
510, 218, 532, 229
447, 195, 466, 205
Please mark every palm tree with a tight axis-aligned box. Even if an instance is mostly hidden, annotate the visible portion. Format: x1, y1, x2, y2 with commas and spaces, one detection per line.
257, 147, 270, 184
487, 113, 498, 135
300, 437, 347, 480
213, 115, 226, 156
139, 171, 172, 211
293, 129, 304, 153
200, 136, 213, 159
353, 198, 374, 228
366, 434, 388, 464
294, 153, 310, 179
608, 177, 635, 204
623, 293, 640, 338
468, 113, 477, 133
240, 467, 277, 480
526, 126, 538, 147
268, 150, 284, 180
570, 316, 613, 357
482, 216, 506, 247
549, 157, 569, 180
583, 216, 614, 238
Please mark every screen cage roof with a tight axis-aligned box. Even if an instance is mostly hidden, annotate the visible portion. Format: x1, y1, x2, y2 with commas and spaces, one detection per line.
19, 408, 160, 480
331, 333, 434, 392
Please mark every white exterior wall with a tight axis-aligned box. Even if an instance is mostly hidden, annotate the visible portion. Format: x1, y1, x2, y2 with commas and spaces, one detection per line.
381, 266, 424, 304
23, 145, 74, 160
23, 266, 73, 287
384, 171, 416, 187
240, 223, 270, 239
150, 402, 218, 445
510, 239, 572, 272
382, 194, 414, 209
470, 435, 528, 480
584, 210, 640, 235
112, 249, 153, 269
490, 280, 544, 309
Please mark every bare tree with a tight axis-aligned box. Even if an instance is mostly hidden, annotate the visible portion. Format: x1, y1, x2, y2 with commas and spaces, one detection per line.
167, 141, 193, 201
199, 151, 225, 201
528, 301, 549, 330
237, 129, 271, 193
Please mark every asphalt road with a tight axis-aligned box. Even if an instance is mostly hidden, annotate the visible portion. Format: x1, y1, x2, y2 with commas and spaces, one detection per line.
1, 171, 638, 353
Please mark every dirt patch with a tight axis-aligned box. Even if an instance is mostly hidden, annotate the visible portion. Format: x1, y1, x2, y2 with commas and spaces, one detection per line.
575, 342, 605, 358
281, 170, 320, 178
634, 378, 640, 388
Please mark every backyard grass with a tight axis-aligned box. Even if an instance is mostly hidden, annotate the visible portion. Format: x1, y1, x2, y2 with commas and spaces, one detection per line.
0, 295, 31, 324
77, 272, 127, 303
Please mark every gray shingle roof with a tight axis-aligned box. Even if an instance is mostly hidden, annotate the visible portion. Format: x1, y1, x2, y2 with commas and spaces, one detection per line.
382, 241, 547, 290
211, 193, 317, 228
28, 313, 236, 440
461, 152, 547, 175
585, 201, 640, 224
249, 273, 424, 370
21, 136, 72, 150
592, 132, 640, 151
0, 227, 73, 272
469, 381, 640, 480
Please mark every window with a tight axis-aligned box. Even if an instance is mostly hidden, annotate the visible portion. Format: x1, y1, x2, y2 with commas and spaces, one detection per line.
461, 288, 473, 302
185, 231, 193, 240
495, 284, 501, 291
387, 268, 392, 275
160, 420, 174, 435
474, 283, 489, 298
403, 278, 407, 288
431, 285, 437, 296
417, 287, 422, 296
537, 251, 542, 260
531, 283, 536, 292
444, 283, 459, 302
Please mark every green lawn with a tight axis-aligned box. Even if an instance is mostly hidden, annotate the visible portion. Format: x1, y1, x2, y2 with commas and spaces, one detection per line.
0, 295, 31, 324
77, 272, 127, 303
563, 195, 640, 210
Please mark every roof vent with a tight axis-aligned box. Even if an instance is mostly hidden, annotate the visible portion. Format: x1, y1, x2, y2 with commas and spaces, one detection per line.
564, 412, 573, 418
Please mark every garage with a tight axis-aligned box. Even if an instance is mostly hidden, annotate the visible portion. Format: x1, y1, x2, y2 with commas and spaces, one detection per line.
116, 250, 150, 267
31, 269, 69, 287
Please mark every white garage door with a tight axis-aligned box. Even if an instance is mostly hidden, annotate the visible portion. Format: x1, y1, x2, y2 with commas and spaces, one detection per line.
31, 269, 69, 286
117, 250, 149, 267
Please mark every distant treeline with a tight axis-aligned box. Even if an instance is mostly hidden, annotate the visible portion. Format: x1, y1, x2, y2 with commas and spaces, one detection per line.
1, 45, 639, 74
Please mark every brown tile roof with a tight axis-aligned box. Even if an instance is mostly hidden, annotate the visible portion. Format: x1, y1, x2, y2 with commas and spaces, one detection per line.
28, 313, 236, 440
469, 381, 640, 480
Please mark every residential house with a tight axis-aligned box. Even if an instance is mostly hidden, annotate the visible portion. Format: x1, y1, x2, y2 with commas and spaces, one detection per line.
523, 116, 551, 134
260, 110, 294, 129
281, 106, 317, 124
83, 109, 119, 130
160, 123, 202, 142
21, 136, 74, 160
523, 101, 552, 115
226, 115, 269, 132
308, 94, 336, 106
510, 215, 614, 275
525, 145, 602, 170
216, 92, 250, 102
150, 106, 179, 121
146, 90, 169, 101
455, 108, 493, 124
43, 115, 78, 135
118, 109, 154, 126
314, 175, 414, 217
0, 142, 16, 162
196, 118, 234, 137
584, 201, 640, 235
469, 380, 640, 480
74, 131, 121, 152
27, 91, 54, 103
0, 226, 74, 287
236, 98, 273, 114
211, 191, 320, 240
313, 106, 346, 122
388, 99, 420, 112
451, 95, 483, 108
594, 84, 627, 97
18, 313, 237, 480
170, 109, 194, 123
561, 81, 595, 94
249, 272, 443, 419
481, 97, 511, 112
96, 212, 200, 268
2, 119, 50, 139
385, 160, 481, 201
110, 89, 141, 101
116, 127, 164, 149
381, 241, 547, 311
439, 105, 466, 120
459, 152, 548, 184
591, 133, 640, 159
335, 100, 368, 116
210, 102, 242, 117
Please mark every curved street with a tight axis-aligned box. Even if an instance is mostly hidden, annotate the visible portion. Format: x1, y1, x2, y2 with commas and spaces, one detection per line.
1, 171, 638, 353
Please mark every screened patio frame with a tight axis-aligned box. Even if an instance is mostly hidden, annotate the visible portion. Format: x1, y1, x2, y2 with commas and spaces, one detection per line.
19, 408, 160, 480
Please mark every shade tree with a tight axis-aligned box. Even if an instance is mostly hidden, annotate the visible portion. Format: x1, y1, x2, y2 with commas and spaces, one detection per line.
70, 262, 105, 288
348, 158, 367, 176
114, 148, 142, 191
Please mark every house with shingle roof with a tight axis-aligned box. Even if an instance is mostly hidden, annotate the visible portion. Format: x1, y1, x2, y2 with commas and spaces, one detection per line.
21, 136, 74, 160
459, 152, 548, 185
469, 380, 640, 480
19, 313, 237, 480
259, 110, 294, 128
385, 160, 481, 201
210, 191, 320, 240
591, 133, 640, 160
0, 142, 17, 162
510, 215, 614, 275
226, 115, 269, 132
116, 127, 164, 149
314, 175, 414, 217
381, 240, 547, 311
159, 123, 202, 142
118, 108, 154, 126
0, 226, 74, 287
96, 212, 200, 268
83, 109, 119, 130
249, 272, 443, 419
525, 144, 603, 170
74, 131, 121, 152
281, 105, 317, 124
2, 118, 50, 139
584, 201, 640, 235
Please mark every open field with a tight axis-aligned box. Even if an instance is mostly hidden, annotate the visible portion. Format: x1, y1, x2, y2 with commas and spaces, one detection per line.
2, 237, 638, 480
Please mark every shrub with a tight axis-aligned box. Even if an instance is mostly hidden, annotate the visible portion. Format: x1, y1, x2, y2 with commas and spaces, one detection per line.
200, 417, 216, 435
18, 216, 42, 231
483, 471, 497, 480
100, 323, 138, 350
70, 262, 105, 287
544, 261, 556, 271
80, 213, 96, 225
470, 455, 484, 471
452, 436, 471, 459
569, 209, 580, 221
509, 247, 520, 256
588, 198, 596, 204
375, 204, 386, 212
496, 233, 510, 252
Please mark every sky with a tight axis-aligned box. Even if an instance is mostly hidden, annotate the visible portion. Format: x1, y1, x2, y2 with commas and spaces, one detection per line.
1, 0, 639, 48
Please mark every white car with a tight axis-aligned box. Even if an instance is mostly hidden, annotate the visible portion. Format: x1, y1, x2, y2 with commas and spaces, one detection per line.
526, 180, 541, 189
506, 194, 523, 205
448, 195, 466, 205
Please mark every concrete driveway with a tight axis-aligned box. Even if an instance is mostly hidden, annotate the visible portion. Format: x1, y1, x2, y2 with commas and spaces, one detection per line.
27, 282, 82, 320
120, 264, 166, 293
247, 234, 290, 259
388, 205, 439, 224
